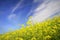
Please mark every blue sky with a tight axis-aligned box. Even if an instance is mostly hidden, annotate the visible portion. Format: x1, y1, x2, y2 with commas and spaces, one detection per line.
0, 0, 60, 34
0, 0, 43, 34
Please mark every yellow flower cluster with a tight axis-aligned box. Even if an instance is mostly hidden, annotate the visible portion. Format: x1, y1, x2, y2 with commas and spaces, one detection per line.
0, 16, 60, 40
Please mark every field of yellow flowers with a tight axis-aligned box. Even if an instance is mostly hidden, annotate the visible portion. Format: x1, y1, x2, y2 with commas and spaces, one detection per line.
0, 16, 60, 40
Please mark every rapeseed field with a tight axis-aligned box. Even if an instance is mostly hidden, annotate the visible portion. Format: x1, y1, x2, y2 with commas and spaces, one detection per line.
0, 16, 60, 40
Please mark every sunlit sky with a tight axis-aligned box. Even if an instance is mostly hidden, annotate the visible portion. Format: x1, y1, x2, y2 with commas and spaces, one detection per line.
0, 0, 60, 34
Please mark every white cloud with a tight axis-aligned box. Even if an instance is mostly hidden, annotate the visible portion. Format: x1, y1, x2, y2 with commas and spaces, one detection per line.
33, 0, 39, 3
11, 0, 23, 13
33, 0, 43, 3
8, 0, 23, 21
26, 0, 43, 18
8, 14, 17, 20
30, 0, 60, 23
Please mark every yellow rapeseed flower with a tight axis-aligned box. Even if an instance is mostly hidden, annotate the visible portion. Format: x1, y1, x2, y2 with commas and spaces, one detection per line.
5, 36, 10, 40
31, 37, 36, 40
53, 26, 57, 29
45, 35, 51, 40
52, 30, 56, 33
44, 30, 49, 33
16, 37, 23, 40
29, 16, 32, 19
12, 32, 16, 34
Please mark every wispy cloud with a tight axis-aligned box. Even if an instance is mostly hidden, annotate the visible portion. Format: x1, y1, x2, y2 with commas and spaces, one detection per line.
33, 0, 39, 3
8, 0, 23, 21
33, 0, 43, 3
30, 0, 60, 23
26, 0, 44, 18
8, 14, 17, 20
25, 0, 37, 18
11, 0, 23, 13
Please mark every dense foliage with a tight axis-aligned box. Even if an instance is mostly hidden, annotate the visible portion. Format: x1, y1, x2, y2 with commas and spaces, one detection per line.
0, 16, 60, 40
